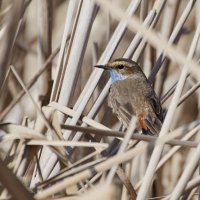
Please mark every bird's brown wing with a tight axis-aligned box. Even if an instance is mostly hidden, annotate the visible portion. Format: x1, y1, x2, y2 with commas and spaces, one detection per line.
144, 115, 162, 135
148, 92, 163, 122
108, 86, 134, 128
144, 93, 163, 135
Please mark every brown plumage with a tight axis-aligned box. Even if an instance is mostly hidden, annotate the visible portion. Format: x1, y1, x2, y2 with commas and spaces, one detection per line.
95, 58, 163, 135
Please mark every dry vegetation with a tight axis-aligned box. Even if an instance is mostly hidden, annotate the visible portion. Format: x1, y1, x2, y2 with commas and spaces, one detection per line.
0, 0, 200, 199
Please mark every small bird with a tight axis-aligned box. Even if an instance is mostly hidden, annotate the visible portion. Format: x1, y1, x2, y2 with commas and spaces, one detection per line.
95, 58, 163, 135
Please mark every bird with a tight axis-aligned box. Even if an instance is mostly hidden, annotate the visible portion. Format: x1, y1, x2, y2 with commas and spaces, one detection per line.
94, 58, 163, 135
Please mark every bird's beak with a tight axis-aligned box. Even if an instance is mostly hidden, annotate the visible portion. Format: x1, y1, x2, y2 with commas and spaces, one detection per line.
94, 65, 110, 70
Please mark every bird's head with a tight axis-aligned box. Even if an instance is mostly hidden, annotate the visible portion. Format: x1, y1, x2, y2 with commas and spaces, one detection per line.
94, 58, 143, 83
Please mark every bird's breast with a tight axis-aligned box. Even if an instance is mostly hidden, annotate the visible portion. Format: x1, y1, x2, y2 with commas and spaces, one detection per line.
108, 76, 153, 114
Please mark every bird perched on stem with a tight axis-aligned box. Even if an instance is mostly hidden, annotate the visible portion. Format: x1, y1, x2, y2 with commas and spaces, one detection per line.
95, 58, 163, 135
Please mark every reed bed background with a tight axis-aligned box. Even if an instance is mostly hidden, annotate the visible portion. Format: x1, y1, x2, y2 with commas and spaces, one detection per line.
0, 0, 200, 199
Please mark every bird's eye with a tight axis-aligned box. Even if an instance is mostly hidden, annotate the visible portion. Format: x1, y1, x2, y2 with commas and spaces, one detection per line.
118, 65, 124, 69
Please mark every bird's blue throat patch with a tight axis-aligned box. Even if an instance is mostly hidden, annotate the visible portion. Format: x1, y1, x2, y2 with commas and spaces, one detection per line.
109, 70, 124, 83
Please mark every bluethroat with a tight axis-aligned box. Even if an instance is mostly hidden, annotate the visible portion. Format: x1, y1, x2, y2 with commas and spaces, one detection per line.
95, 58, 163, 135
